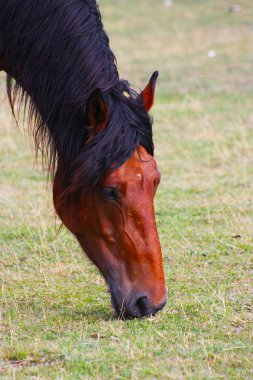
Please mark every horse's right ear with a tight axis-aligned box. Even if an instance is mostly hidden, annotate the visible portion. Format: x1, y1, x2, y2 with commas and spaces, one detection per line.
86, 89, 109, 136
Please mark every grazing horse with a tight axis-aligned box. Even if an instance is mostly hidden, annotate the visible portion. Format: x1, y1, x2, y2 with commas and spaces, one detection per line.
0, 0, 167, 318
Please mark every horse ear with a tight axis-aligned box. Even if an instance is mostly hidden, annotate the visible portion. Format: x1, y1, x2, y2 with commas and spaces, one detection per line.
141, 71, 159, 112
86, 89, 109, 136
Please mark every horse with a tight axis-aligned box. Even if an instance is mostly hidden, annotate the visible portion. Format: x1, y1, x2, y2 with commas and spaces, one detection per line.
0, 0, 167, 318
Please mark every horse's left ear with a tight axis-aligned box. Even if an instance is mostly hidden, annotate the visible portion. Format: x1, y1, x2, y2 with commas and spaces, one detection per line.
86, 89, 109, 136
141, 71, 159, 112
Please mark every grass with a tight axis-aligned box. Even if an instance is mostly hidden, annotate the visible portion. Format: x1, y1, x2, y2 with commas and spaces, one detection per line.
0, 0, 253, 378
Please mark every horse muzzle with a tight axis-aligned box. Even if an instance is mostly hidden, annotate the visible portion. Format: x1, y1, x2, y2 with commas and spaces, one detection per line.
111, 290, 167, 319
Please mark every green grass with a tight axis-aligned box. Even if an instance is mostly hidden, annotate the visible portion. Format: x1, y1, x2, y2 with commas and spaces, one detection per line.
1, 0, 253, 378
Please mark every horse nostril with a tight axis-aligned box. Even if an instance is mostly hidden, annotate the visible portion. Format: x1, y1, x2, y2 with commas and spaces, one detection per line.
113, 292, 167, 319
128, 295, 167, 318
127, 294, 153, 318
136, 295, 150, 316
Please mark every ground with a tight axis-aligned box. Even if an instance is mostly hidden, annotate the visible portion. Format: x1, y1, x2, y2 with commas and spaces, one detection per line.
0, 0, 253, 379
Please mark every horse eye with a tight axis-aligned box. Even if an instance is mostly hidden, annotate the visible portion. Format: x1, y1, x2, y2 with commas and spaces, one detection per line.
99, 187, 120, 201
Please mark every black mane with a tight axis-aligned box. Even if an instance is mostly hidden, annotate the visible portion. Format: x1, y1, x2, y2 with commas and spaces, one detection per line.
0, 0, 153, 193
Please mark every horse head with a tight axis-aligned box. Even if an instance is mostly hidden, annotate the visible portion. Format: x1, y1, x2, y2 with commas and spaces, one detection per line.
53, 73, 167, 318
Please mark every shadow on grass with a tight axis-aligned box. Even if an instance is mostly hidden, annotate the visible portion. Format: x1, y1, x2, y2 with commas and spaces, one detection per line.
49, 304, 115, 322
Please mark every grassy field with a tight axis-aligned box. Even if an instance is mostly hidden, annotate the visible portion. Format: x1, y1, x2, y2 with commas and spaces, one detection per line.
1, 0, 253, 378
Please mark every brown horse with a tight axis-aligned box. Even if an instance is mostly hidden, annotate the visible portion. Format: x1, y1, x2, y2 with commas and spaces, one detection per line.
0, 0, 167, 318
